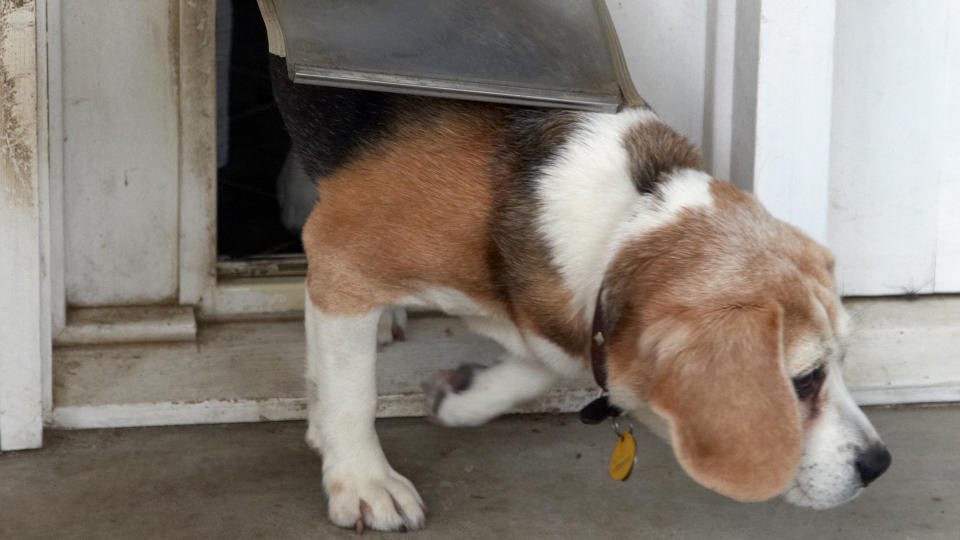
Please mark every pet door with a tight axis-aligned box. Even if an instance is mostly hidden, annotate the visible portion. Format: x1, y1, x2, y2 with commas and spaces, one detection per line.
257, 0, 643, 112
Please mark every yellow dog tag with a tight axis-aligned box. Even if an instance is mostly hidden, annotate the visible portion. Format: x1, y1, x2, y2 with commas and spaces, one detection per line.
610, 432, 636, 481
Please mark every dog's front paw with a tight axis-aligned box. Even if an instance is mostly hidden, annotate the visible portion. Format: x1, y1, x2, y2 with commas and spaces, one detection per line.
377, 307, 408, 348
324, 466, 425, 532
422, 363, 488, 426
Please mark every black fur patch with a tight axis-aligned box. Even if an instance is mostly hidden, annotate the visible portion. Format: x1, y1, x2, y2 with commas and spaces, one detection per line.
488, 109, 587, 353
269, 55, 396, 179
487, 109, 578, 302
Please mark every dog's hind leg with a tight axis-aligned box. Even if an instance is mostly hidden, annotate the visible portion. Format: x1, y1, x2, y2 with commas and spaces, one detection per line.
376, 306, 407, 348
304, 293, 425, 532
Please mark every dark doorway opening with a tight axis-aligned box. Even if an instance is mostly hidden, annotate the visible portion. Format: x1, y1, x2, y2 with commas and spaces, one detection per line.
216, 0, 301, 260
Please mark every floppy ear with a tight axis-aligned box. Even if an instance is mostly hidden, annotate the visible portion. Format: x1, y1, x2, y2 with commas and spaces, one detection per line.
648, 302, 802, 501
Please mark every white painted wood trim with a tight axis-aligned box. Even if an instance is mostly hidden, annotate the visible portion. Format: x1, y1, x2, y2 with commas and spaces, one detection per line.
35, 0, 56, 420
53, 399, 308, 429
44, 0, 64, 339
54, 306, 197, 346
750, 0, 835, 244
200, 277, 436, 321
51, 388, 599, 430
0, 0, 45, 450
728, 0, 760, 193
179, 0, 280, 320
201, 276, 306, 321
702, 0, 736, 181
178, 0, 218, 306
50, 380, 960, 431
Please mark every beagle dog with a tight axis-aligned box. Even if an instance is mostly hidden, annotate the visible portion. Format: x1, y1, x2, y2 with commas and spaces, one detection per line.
270, 56, 891, 532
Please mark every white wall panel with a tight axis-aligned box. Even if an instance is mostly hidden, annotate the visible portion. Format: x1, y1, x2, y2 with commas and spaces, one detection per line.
935, 0, 960, 292
62, 0, 180, 305
608, 0, 746, 189
830, 0, 959, 295
609, 0, 707, 147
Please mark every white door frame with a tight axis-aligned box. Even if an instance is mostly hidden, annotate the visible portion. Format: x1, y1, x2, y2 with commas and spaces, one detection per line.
0, 0, 47, 451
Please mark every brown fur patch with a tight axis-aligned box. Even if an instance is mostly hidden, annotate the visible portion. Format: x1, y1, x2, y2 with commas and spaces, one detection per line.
303, 102, 507, 314
623, 121, 702, 195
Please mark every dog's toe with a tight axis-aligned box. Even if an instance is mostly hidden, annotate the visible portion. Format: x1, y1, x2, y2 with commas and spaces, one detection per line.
326, 469, 425, 533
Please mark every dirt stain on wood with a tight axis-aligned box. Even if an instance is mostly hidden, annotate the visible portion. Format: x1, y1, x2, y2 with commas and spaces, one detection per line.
0, 0, 37, 208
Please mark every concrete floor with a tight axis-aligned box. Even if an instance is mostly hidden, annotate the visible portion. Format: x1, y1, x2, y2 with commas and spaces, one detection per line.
0, 406, 957, 540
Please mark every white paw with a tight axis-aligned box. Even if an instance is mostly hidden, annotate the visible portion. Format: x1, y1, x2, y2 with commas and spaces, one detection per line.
324, 466, 426, 532
377, 307, 408, 348
422, 363, 490, 427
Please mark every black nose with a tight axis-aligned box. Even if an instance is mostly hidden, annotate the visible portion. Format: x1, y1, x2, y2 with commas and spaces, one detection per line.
855, 445, 892, 486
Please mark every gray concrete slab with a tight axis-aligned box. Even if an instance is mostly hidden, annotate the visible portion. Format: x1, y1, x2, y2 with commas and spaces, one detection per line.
1, 406, 957, 539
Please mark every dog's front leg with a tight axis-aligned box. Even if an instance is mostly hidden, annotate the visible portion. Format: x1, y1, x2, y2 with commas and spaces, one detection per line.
423, 357, 559, 427
305, 297, 425, 532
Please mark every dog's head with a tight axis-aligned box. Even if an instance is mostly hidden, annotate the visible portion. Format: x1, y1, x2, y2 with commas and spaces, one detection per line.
602, 174, 890, 508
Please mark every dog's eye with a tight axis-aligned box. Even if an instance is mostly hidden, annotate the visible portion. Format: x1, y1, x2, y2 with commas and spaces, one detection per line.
792, 366, 826, 400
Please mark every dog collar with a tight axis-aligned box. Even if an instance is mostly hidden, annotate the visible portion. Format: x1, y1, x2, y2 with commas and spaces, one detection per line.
579, 285, 622, 424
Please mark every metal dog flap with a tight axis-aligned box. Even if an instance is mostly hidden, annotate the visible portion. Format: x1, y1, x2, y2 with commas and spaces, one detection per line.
258, 0, 640, 112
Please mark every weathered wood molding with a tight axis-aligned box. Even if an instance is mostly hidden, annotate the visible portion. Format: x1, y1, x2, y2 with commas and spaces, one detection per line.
178, 0, 217, 306
52, 388, 601, 430
202, 276, 306, 321
54, 306, 197, 346
0, 0, 45, 450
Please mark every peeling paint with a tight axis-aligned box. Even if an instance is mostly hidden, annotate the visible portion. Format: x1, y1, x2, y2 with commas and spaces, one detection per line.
0, 0, 43, 451
0, 0, 37, 208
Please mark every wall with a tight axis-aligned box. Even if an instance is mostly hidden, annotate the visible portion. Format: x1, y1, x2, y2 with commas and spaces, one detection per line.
829, 0, 960, 295
609, 0, 707, 148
